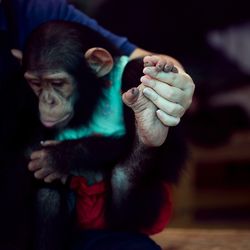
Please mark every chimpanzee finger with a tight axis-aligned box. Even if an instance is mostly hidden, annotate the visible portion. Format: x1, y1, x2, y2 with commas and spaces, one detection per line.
122, 87, 140, 107
155, 58, 168, 72
41, 140, 60, 146
172, 66, 178, 73
143, 66, 193, 91
143, 55, 155, 67
28, 159, 41, 171
143, 55, 163, 67
34, 168, 53, 179
30, 149, 47, 160
44, 172, 62, 183
163, 62, 174, 73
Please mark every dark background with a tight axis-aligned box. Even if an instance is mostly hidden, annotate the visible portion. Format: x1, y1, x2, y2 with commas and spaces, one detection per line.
69, 0, 250, 229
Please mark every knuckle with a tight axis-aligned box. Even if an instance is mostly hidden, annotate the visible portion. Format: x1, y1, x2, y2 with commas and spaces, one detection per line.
186, 99, 193, 108
44, 178, 52, 183
151, 79, 157, 88
144, 87, 158, 101
167, 104, 177, 115
165, 88, 174, 99
184, 74, 195, 89
179, 106, 186, 117
40, 150, 47, 158
34, 172, 41, 179
183, 95, 193, 108
28, 163, 33, 171
143, 55, 152, 62
189, 81, 195, 92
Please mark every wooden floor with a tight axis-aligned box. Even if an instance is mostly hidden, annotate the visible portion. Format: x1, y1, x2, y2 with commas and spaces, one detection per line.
151, 228, 250, 250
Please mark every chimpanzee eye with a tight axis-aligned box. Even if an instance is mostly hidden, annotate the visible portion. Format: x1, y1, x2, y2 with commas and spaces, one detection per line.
29, 80, 41, 87
52, 80, 64, 87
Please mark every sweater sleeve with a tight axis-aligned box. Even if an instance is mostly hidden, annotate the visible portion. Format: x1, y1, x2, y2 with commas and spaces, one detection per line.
13, 0, 136, 55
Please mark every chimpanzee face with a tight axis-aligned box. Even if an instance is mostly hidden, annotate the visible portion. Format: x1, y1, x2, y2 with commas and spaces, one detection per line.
24, 70, 77, 129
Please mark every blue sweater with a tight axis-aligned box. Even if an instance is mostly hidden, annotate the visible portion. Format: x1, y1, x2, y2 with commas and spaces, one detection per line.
0, 0, 136, 55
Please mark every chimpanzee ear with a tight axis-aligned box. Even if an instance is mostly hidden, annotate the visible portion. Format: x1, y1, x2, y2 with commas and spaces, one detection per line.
84, 47, 114, 77
11, 49, 23, 64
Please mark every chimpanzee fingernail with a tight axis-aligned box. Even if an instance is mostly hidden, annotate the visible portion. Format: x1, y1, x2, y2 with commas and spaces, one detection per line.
144, 62, 151, 67
172, 66, 178, 73
156, 64, 163, 72
131, 87, 139, 96
163, 64, 173, 73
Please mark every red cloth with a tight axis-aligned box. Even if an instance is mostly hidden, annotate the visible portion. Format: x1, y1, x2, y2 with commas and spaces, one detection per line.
70, 176, 107, 229
141, 182, 173, 235
70, 176, 173, 235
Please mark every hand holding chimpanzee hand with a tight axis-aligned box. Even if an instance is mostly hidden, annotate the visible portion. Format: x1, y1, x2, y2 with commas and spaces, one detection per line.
123, 55, 195, 147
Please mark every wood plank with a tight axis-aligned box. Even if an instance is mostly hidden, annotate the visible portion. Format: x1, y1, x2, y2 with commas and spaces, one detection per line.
151, 228, 250, 250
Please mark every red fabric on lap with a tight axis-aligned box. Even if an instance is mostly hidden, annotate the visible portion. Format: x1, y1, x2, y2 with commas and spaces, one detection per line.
70, 177, 172, 235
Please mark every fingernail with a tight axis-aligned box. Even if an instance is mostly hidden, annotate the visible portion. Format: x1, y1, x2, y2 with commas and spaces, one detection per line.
156, 63, 164, 71
143, 67, 151, 74
140, 75, 150, 84
144, 61, 151, 67
163, 64, 173, 73
172, 66, 178, 73
131, 87, 139, 96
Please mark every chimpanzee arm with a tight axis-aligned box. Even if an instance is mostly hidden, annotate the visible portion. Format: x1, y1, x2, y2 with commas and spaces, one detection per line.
33, 134, 133, 177
106, 125, 187, 231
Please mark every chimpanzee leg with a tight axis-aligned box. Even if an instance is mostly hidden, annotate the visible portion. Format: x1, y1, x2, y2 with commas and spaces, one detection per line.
33, 186, 71, 250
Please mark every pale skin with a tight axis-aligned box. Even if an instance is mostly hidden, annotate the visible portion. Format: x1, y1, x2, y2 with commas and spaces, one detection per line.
25, 51, 195, 183
124, 53, 194, 146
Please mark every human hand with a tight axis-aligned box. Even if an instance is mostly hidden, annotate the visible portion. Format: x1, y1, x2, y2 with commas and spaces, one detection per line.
141, 55, 195, 126
28, 140, 67, 183
122, 55, 194, 147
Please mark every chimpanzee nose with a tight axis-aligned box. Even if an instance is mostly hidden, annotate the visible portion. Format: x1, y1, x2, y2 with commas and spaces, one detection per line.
41, 90, 56, 106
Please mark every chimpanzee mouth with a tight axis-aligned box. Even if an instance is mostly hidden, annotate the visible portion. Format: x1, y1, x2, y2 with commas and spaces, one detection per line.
41, 113, 73, 128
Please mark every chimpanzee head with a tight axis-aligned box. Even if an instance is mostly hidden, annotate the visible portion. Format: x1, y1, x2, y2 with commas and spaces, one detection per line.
12, 20, 121, 129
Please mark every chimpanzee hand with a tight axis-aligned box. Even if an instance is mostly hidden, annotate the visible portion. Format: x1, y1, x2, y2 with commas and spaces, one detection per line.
123, 55, 195, 147
123, 85, 168, 147
28, 141, 68, 183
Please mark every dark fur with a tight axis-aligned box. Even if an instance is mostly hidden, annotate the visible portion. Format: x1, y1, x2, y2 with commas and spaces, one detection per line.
21, 21, 187, 250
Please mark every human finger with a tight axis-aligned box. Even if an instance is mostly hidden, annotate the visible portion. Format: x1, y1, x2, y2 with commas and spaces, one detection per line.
143, 88, 185, 118
156, 110, 181, 127
140, 75, 186, 105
